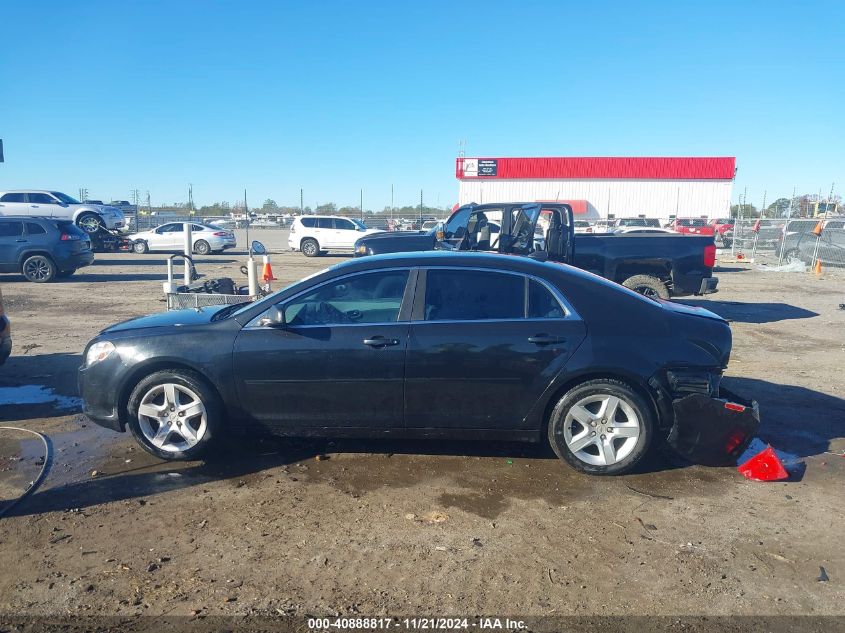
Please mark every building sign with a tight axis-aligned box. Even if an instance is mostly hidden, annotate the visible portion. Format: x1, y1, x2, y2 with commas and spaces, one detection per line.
478, 159, 498, 177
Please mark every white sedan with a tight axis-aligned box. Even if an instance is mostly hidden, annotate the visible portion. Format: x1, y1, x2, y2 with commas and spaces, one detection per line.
129, 222, 237, 255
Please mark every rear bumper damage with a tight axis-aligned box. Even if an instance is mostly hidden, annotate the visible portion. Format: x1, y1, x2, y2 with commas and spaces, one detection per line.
667, 387, 760, 466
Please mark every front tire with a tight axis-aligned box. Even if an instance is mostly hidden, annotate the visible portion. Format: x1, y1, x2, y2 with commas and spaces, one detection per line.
126, 369, 222, 461
548, 379, 654, 475
622, 274, 670, 300
76, 212, 104, 235
132, 240, 149, 254
301, 238, 319, 257
22, 255, 57, 283
194, 240, 211, 256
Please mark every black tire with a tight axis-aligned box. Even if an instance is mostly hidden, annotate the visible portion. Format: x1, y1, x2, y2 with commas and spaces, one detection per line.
622, 274, 670, 300
301, 238, 319, 257
76, 212, 104, 235
547, 378, 654, 476
126, 368, 222, 461
132, 240, 149, 254
784, 249, 805, 263
22, 255, 57, 283
56, 268, 77, 278
194, 240, 211, 256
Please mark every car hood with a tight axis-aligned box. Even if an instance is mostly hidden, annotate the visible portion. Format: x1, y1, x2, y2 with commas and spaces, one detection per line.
363, 230, 428, 240
102, 306, 227, 333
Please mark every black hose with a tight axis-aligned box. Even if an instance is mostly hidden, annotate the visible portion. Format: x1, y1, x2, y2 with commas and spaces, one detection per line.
0, 426, 53, 519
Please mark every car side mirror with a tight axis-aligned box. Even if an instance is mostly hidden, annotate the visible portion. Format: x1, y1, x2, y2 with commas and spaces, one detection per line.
259, 305, 286, 328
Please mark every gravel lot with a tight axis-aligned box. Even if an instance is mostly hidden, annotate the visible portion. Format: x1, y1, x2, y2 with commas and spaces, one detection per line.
0, 231, 843, 621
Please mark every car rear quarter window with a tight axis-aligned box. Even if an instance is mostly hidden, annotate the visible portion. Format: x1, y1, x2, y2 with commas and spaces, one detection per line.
424, 269, 524, 321
25, 222, 47, 235
0, 193, 26, 203
301, 217, 316, 228
528, 279, 565, 318
0, 221, 24, 237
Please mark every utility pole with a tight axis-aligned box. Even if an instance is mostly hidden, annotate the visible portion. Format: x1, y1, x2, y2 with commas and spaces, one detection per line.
391, 184, 394, 219
130, 189, 140, 212
760, 190, 766, 218
300, 188, 303, 215
79, 187, 88, 202
188, 184, 194, 215
419, 189, 423, 225
244, 189, 250, 247
146, 191, 151, 215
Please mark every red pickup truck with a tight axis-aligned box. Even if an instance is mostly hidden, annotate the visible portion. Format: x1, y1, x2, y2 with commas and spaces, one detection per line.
670, 218, 716, 236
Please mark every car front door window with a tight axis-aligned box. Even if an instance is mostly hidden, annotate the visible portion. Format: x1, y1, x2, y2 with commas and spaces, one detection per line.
283, 270, 410, 326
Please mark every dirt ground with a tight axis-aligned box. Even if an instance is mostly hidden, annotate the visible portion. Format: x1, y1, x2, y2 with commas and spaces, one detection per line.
0, 231, 843, 623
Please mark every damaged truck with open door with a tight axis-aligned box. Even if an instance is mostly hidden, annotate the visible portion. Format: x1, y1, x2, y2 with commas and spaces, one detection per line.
355, 202, 718, 299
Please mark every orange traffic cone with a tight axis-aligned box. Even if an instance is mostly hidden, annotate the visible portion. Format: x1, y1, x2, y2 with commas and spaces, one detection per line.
737, 445, 789, 482
736, 253, 745, 260
262, 254, 277, 281
814, 259, 822, 275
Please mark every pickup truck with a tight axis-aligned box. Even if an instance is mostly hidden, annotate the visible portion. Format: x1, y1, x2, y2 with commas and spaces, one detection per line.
353, 203, 718, 299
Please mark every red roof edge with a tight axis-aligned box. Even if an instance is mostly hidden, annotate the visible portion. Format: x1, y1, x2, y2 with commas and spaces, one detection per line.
456, 157, 736, 180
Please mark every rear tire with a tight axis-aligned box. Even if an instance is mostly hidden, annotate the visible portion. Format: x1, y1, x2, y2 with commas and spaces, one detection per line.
194, 240, 211, 256
548, 378, 654, 475
301, 238, 319, 257
126, 369, 222, 461
622, 274, 670, 300
22, 255, 57, 283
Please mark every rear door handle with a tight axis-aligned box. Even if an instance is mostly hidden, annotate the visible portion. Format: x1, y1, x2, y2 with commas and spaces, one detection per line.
528, 334, 566, 345
16, 239, 27, 243
363, 336, 400, 348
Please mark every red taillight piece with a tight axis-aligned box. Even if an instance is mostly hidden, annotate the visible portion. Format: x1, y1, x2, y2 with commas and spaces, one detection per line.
60, 234, 80, 241
213, 231, 227, 236
724, 402, 746, 413
703, 244, 716, 267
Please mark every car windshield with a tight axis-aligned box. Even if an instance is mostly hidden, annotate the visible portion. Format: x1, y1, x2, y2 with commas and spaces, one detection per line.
220, 267, 333, 320
50, 191, 80, 204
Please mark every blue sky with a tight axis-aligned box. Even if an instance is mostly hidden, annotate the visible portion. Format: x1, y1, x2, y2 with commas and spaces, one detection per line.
1, 0, 842, 210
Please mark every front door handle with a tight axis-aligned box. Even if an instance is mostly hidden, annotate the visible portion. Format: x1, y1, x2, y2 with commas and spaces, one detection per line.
16, 239, 27, 243
363, 336, 400, 348
528, 334, 566, 345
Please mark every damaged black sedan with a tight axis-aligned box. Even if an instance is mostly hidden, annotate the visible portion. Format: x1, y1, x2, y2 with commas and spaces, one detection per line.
79, 251, 758, 475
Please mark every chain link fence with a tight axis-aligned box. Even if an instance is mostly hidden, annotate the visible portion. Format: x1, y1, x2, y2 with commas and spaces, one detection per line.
722, 217, 845, 275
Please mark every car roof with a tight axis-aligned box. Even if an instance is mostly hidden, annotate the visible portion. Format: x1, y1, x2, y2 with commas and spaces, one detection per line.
0, 189, 55, 194
0, 215, 69, 221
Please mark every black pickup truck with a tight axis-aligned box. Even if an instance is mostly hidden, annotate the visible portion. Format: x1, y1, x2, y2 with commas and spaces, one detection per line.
354, 203, 718, 299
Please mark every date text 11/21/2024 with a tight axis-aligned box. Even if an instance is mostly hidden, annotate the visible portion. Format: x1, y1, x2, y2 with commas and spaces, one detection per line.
307, 617, 527, 630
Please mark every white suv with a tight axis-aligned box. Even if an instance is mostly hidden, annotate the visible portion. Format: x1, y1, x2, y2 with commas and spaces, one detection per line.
0, 190, 126, 234
289, 216, 380, 256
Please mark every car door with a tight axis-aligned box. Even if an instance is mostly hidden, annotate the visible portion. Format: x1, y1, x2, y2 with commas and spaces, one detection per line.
313, 217, 333, 247
0, 220, 26, 271
0, 193, 29, 216
332, 218, 359, 249
404, 267, 587, 430
25, 192, 60, 218
151, 223, 182, 250
232, 268, 414, 429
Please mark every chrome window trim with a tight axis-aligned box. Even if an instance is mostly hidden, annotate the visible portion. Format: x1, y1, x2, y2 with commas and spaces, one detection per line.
418, 266, 581, 322
244, 267, 414, 330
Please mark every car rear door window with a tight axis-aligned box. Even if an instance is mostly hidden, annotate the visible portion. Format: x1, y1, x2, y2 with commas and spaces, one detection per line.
424, 269, 524, 321
316, 218, 333, 229
283, 270, 410, 326
25, 222, 47, 235
0, 221, 24, 237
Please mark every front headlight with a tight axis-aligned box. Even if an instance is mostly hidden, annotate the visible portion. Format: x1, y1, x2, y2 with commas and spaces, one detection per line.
86, 341, 115, 366
355, 244, 367, 254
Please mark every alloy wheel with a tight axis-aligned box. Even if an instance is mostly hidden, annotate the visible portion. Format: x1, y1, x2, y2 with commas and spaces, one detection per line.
563, 394, 641, 466
24, 258, 51, 281
137, 383, 208, 453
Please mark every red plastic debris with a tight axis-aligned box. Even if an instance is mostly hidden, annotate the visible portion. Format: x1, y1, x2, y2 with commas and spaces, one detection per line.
737, 445, 789, 482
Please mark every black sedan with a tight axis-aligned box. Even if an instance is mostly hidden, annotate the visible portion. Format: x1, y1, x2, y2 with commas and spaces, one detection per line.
79, 252, 758, 475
